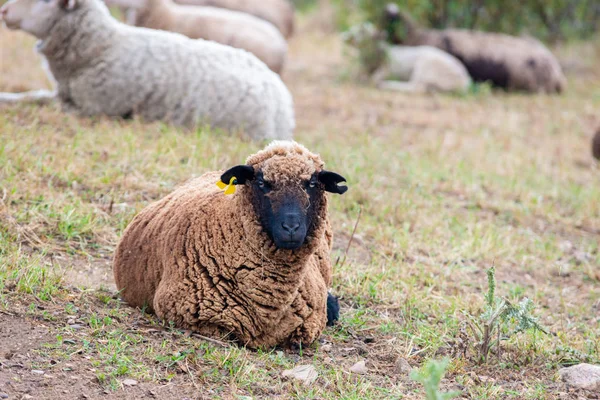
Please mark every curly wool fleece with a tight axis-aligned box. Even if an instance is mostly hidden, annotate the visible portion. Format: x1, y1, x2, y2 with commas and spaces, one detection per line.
22, 0, 294, 140
113, 141, 336, 348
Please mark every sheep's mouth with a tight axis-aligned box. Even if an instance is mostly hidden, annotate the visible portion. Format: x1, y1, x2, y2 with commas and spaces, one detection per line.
276, 239, 305, 250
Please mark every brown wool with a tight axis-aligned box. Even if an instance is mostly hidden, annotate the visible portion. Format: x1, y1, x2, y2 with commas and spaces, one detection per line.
113, 141, 337, 348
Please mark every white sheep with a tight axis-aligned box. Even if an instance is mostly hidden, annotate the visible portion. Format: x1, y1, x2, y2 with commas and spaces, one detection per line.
0, 0, 295, 141
343, 22, 471, 94
106, 0, 288, 74
171, 0, 295, 38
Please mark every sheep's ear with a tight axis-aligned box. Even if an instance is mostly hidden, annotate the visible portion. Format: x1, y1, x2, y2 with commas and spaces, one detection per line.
58, 0, 78, 10
319, 170, 348, 194
220, 165, 255, 185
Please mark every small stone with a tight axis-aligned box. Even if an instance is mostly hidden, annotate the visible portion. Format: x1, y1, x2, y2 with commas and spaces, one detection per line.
22, 396, 33, 400
320, 344, 332, 352
558, 240, 573, 253
122, 379, 138, 386
282, 364, 318, 386
395, 357, 412, 376
69, 324, 84, 330
559, 363, 600, 391
573, 250, 592, 265
31, 370, 45, 375
349, 360, 368, 375
67, 318, 76, 325
0, 392, 8, 399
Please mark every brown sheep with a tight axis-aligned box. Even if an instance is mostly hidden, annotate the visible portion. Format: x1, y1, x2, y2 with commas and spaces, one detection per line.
113, 141, 348, 349
382, 4, 567, 94
172, 0, 295, 39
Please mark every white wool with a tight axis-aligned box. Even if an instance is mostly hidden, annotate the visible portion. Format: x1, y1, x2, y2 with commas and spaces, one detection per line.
0, 0, 295, 140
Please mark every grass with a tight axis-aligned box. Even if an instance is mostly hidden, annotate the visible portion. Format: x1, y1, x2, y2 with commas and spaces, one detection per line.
1, 6, 600, 400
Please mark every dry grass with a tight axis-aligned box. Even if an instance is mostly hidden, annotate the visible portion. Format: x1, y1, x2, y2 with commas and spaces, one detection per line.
1, 6, 600, 399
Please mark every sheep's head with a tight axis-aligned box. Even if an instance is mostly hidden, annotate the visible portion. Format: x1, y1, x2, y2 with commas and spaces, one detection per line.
220, 141, 348, 251
342, 22, 388, 75
342, 22, 382, 48
379, 2, 416, 45
1, 0, 79, 38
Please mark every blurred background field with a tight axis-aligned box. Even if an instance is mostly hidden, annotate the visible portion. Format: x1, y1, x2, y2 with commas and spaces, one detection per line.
0, 1, 599, 398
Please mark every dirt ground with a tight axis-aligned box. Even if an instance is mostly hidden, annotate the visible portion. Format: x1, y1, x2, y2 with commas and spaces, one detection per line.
1, 4, 600, 400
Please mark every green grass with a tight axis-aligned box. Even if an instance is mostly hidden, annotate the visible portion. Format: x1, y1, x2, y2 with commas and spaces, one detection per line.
0, 14, 599, 400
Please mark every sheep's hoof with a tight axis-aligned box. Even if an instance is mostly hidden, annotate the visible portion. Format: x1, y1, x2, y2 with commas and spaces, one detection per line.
288, 341, 302, 352
326, 293, 340, 326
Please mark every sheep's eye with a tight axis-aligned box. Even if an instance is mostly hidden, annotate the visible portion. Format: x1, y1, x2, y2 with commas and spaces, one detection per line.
308, 181, 316, 188
256, 178, 271, 191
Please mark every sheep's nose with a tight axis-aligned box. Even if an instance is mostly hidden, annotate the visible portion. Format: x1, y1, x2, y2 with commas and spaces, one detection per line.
0, 6, 7, 19
281, 216, 300, 235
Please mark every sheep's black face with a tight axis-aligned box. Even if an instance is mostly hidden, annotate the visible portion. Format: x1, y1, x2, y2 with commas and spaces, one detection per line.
252, 171, 315, 249
220, 165, 348, 251
380, 2, 409, 44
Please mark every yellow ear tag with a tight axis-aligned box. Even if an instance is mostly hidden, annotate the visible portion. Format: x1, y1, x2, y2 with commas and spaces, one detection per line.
216, 176, 237, 195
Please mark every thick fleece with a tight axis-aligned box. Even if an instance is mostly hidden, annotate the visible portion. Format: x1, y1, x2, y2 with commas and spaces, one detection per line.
344, 22, 471, 94
172, 0, 295, 38
0, 0, 294, 140
113, 142, 339, 349
119, 0, 288, 73
386, 8, 566, 93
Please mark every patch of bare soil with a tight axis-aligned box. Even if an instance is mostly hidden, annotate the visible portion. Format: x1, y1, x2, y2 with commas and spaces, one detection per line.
0, 306, 212, 400
62, 256, 115, 292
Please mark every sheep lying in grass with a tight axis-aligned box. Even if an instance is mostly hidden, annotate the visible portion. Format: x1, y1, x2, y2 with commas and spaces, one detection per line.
106, 0, 288, 74
382, 4, 566, 94
0, 0, 294, 141
113, 141, 348, 349
172, 0, 295, 39
343, 22, 471, 94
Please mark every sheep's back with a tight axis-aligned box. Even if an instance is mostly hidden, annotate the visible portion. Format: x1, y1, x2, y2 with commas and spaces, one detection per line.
113, 173, 226, 310
147, 5, 288, 73
73, 25, 294, 139
173, 0, 295, 38
413, 29, 565, 92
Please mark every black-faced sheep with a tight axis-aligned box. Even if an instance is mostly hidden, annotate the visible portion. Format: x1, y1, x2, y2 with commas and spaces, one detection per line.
0, 0, 294, 141
105, 0, 288, 74
113, 141, 348, 349
172, 0, 295, 39
343, 22, 471, 94
381, 4, 567, 94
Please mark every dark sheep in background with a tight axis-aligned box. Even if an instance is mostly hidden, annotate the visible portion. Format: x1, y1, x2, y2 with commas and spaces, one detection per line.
382, 4, 567, 94
593, 127, 600, 160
